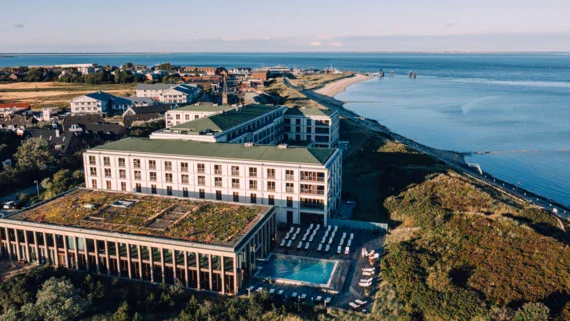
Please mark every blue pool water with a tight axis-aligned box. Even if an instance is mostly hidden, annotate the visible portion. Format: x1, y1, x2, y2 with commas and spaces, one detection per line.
255, 254, 337, 287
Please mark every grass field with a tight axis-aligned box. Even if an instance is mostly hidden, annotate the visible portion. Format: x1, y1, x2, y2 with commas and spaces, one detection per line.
0, 82, 136, 109
287, 73, 353, 90
265, 78, 327, 110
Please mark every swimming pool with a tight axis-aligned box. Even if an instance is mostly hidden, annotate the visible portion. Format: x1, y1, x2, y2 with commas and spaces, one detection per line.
255, 254, 338, 288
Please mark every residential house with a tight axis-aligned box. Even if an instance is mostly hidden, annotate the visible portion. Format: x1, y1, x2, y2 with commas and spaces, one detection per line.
70, 91, 115, 115
0, 103, 30, 118
0, 115, 37, 132
158, 84, 200, 105
25, 129, 82, 156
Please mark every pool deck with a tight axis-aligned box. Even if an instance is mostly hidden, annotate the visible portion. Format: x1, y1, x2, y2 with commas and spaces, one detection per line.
246, 223, 385, 311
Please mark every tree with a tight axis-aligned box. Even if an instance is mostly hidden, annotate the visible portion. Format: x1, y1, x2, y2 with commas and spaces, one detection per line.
0, 309, 19, 321
113, 301, 130, 321
14, 138, 56, 172
123, 62, 134, 69
22, 277, 90, 321
514, 302, 550, 321
156, 63, 173, 71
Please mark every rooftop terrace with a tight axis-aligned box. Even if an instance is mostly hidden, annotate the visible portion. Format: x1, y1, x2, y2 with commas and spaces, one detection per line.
91, 138, 337, 165
7, 189, 270, 247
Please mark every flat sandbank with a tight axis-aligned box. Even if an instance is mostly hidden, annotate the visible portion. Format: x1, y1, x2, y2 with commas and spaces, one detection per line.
315, 74, 372, 97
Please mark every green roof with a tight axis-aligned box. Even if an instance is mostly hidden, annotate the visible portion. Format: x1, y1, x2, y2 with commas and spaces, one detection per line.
92, 138, 336, 165
170, 104, 234, 113
171, 105, 282, 133
285, 106, 336, 117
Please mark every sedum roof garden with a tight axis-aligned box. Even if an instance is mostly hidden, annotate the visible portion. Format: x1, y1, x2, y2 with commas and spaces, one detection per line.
170, 104, 234, 113
7, 189, 269, 247
91, 138, 337, 165
171, 104, 282, 132
285, 106, 336, 117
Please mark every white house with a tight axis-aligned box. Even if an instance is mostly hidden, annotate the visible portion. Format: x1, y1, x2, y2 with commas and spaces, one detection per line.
69, 92, 115, 115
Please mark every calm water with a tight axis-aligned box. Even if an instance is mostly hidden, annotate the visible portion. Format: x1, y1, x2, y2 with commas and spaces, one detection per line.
255, 254, 336, 286
2, 53, 569, 205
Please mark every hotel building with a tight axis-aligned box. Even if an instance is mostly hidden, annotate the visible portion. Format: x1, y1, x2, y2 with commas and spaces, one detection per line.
83, 138, 342, 225
0, 189, 275, 295
165, 103, 235, 127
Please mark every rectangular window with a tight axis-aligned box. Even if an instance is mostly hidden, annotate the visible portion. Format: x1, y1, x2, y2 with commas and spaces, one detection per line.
119, 169, 126, 178
250, 194, 257, 204
214, 165, 222, 175
268, 195, 275, 205
167, 186, 173, 196
104, 168, 111, 177
90, 167, 97, 176
267, 168, 275, 179
183, 187, 189, 197
231, 166, 239, 176
88, 155, 96, 165
165, 173, 173, 183
249, 167, 257, 177
133, 159, 141, 168
134, 171, 141, 180
214, 177, 222, 187
300, 198, 325, 210
120, 182, 127, 191
181, 174, 189, 184
197, 163, 205, 173
232, 178, 239, 188
199, 189, 205, 199
103, 157, 110, 166
118, 158, 125, 167
267, 181, 275, 192
285, 170, 294, 180
249, 180, 257, 190
233, 192, 239, 202
149, 172, 157, 181
92, 179, 97, 188
216, 190, 222, 200
198, 176, 205, 185
164, 161, 172, 171
287, 196, 293, 207
286, 182, 294, 193
181, 162, 189, 172
148, 160, 156, 169
135, 183, 141, 193
300, 171, 325, 182
106, 181, 111, 189
151, 185, 157, 194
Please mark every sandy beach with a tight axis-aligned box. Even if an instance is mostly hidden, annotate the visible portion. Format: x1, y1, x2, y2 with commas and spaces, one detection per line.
315, 74, 372, 97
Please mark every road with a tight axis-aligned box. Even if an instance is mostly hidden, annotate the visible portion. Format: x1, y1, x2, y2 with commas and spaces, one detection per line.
0, 185, 42, 203
283, 77, 570, 222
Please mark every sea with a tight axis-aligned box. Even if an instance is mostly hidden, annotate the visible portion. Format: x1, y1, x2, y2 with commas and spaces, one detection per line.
1, 53, 569, 206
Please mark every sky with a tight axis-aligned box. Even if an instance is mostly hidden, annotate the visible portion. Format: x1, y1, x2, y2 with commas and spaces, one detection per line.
2, 0, 570, 52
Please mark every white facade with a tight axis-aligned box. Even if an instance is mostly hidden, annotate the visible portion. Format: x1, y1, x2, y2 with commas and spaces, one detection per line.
70, 95, 107, 115
159, 86, 198, 104
284, 109, 340, 148
83, 147, 342, 225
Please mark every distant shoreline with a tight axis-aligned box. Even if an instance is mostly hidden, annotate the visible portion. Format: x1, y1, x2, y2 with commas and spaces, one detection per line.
314, 74, 373, 97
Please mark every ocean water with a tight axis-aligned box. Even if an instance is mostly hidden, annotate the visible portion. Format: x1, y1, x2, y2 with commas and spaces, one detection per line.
1, 53, 569, 206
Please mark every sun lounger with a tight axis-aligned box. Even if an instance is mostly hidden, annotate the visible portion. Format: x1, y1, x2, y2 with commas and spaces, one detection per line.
361, 248, 368, 258
297, 241, 303, 249
339, 238, 344, 246
315, 224, 320, 230
287, 240, 292, 247
327, 225, 331, 232
328, 237, 333, 244
363, 271, 374, 276
369, 253, 380, 260
280, 239, 286, 246
292, 292, 298, 299
317, 244, 323, 251
311, 230, 317, 237
302, 234, 307, 241
257, 287, 263, 292
358, 282, 372, 287
321, 236, 326, 244
337, 246, 342, 254
325, 297, 331, 304
350, 233, 354, 240
285, 232, 290, 240
355, 299, 368, 305
333, 226, 338, 232
269, 288, 275, 294
277, 290, 284, 296
362, 267, 375, 272
291, 233, 296, 240
309, 223, 314, 230
309, 235, 314, 242
325, 244, 330, 252
360, 278, 373, 283
347, 239, 352, 247
331, 231, 336, 238
342, 232, 347, 239
324, 230, 329, 238
345, 246, 350, 255
316, 296, 322, 302
289, 226, 295, 233
295, 227, 300, 234
349, 302, 360, 309
300, 294, 307, 300
305, 242, 310, 250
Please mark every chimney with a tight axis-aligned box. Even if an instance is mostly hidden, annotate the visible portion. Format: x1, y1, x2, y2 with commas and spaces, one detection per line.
55, 129, 60, 137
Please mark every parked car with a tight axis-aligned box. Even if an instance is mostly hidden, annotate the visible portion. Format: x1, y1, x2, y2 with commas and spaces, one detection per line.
3, 200, 22, 209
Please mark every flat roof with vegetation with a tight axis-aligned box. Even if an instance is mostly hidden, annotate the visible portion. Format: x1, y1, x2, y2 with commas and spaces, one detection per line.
170, 104, 234, 113
91, 138, 336, 165
170, 104, 282, 132
285, 106, 336, 117
7, 189, 270, 247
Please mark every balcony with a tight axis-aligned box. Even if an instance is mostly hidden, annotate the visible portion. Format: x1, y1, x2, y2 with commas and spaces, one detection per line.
285, 174, 294, 180
300, 202, 325, 210
231, 171, 240, 176
300, 189, 325, 195
300, 175, 325, 182
286, 187, 294, 193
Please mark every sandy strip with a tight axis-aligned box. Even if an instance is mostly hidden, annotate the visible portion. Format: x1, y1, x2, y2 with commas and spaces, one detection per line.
315, 74, 373, 97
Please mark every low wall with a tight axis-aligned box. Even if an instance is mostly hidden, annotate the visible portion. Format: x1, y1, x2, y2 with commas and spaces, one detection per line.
328, 218, 388, 233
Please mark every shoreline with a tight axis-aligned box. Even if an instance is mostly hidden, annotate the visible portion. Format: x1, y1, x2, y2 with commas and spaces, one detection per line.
283, 77, 570, 218
314, 74, 373, 97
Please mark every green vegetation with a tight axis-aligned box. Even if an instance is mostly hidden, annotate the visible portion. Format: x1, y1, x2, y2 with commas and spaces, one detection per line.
288, 73, 353, 90
265, 78, 327, 110
0, 266, 364, 320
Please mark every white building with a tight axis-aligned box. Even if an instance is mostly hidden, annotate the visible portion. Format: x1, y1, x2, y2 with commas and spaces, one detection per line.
83, 138, 342, 225
152, 105, 287, 145
283, 107, 340, 148
165, 103, 235, 127
159, 84, 200, 104
136, 84, 176, 99
70, 91, 114, 115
